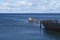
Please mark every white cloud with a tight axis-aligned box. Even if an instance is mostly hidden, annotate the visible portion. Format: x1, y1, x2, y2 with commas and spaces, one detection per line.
1, 1, 33, 8
48, 0, 60, 9
0, 0, 60, 13
18, 1, 26, 5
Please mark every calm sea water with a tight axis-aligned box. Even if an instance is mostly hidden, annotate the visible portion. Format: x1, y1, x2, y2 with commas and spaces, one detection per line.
0, 13, 60, 40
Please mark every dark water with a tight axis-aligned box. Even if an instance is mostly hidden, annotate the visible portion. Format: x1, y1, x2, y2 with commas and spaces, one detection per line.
0, 13, 60, 40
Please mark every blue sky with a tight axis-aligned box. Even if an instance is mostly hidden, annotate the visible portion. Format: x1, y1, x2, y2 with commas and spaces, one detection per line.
0, 0, 60, 13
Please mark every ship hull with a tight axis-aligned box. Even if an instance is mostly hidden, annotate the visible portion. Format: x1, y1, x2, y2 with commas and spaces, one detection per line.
43, 23, 60, 31
40, 20, 60, 31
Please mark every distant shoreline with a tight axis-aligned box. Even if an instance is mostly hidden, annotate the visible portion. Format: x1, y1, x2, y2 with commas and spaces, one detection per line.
0, 13, 60, 15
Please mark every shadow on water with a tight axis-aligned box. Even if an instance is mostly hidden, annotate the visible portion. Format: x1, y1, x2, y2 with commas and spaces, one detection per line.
40, 28, 60, 40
